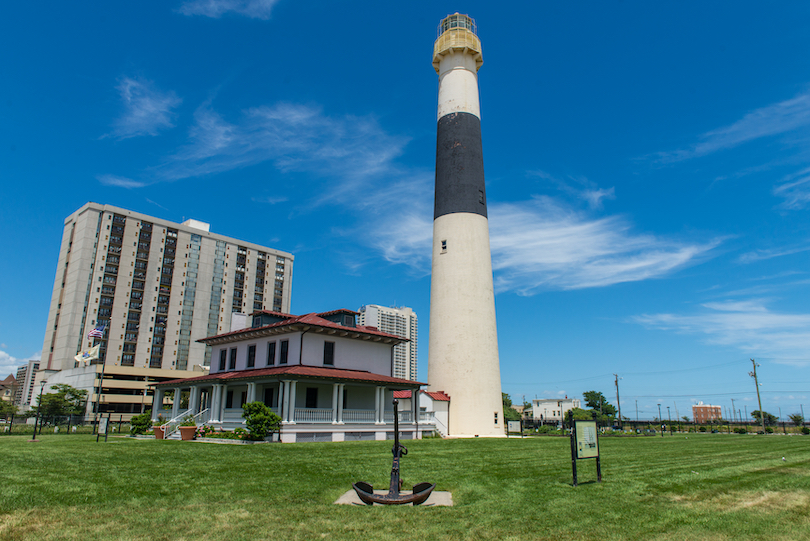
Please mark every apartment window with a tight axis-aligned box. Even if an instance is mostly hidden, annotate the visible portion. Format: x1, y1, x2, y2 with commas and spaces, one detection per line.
225, 390, 234, 409
279, 340, 288, 364
219, 349, 226, 371
267, 342, 276, 365
305, 387, 317, 409
247, 345, 256, 368
323, 341, 335, 366
229, 348, 237, 370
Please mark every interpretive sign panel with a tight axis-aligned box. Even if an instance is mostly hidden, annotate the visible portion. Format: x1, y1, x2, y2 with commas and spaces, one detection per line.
575, 420, 599, 459
568, 412, 602, 486
507, 421, 522, 436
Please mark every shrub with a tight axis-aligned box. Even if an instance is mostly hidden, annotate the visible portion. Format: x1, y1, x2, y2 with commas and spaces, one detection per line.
536, 425, 554, 434
698, 426, 707, 432
765, 427, 774, 434
242, 401, 282, 441
734, 427, 747, 434
802, 427, 810, 435
130, 410, 152, 435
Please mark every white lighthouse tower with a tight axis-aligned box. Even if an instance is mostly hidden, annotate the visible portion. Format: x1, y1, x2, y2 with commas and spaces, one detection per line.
427, 13, 503, 437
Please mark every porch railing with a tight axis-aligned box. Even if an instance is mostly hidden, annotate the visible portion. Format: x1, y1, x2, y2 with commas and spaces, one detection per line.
343, 409, 375, 423
384, 411, 412, 423
293, 408, 332, 423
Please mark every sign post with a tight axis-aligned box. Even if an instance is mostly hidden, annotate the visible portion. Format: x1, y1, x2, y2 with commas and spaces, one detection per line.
569, 411, 602, 487
506, 420, 523, 438
97, 413, 110, 443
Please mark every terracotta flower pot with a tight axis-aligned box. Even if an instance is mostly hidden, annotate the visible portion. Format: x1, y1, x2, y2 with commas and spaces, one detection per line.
154, 426, 165, 440
179, 426, 196, 441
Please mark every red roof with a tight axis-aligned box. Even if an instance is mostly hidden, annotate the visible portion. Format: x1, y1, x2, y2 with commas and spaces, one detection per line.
392, 390, 451, 402
198, 311, 407, 344
154, 365, 426, 388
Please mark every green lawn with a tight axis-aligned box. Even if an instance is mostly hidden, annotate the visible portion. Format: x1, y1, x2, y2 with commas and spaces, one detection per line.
1, 434, 808, 540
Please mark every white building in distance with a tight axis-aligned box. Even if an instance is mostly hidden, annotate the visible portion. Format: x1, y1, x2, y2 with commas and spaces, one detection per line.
358, 305, 417, 380
41, 203, 294, 374
531, 397, 581, 423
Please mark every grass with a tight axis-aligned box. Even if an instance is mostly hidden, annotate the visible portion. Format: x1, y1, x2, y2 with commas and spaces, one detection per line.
1, 433, 808, 540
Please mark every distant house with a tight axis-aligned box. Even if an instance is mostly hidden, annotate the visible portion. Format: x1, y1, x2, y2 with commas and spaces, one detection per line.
1, 375, 16, 403
394, 389, 450, 436
692, 402, 721, 423
530, 397, 581, 423
152, 309, 437, 442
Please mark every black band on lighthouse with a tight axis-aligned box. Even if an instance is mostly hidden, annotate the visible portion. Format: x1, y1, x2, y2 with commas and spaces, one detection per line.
434, 112, 487, 220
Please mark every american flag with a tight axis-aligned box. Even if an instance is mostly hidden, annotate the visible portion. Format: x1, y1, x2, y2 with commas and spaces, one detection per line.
88, 325, 105, 339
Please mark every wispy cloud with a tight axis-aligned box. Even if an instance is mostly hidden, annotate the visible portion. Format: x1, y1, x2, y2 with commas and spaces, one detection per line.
632, 300, 810, 366
251, 195, 288, 204
149, 102, 408, 191
654, 89, 810, 163
0, 350, 40, 378
96, 175, 146, 189
177, 0, 280, 20
362, 193, 719, 293
106, 77, 181, 140
490, 197, 719, 293
773, 166, 810, 209
738, 241, 810, 264
529, 170, 615, 210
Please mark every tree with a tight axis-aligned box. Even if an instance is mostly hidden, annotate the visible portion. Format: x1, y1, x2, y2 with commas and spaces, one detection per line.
750, 410, 777, 426
502, 393, 522, 422
0, 400, 18, 417
35, 384, 88, 417
242, 401, 282, 440
788, 413, 804, 427
682, 416, 689, 423
568, 407, 594, 421
582, 391, 617, 417
130, 410, 153, 435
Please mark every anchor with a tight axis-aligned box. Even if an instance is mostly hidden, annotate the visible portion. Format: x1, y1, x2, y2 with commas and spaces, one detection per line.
352, 398, 436, 505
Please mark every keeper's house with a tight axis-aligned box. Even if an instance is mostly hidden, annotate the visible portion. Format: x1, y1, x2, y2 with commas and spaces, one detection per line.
151, 309, 436, 442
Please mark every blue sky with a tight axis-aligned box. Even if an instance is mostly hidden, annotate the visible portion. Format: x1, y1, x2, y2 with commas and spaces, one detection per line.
2, 1, 810, 421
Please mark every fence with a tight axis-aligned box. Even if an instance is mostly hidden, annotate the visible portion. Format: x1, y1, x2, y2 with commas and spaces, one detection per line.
0, 414, 133, 436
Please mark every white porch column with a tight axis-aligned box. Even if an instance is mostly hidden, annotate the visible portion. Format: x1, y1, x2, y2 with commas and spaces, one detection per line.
171, 387, 181, 419
331, 383, 339, 424
246, 382, 257, 404
288, 381, 297, 424
151, 389, 164, 422
209, 385, 221, 423
219, 385, 227, 421
375, 386, 384, 424
189, 386, 200, 414
337, 384, 345, 424
280, 381, 290, 423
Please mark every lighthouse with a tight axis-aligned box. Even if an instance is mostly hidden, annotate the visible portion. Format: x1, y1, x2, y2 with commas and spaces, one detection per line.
427, 13, 503, 437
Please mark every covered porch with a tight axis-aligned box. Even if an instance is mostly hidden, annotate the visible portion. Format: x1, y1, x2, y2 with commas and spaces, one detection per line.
151, 368, 436, 442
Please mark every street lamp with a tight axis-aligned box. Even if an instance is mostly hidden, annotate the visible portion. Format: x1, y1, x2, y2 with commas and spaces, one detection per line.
29, 380, 47, 442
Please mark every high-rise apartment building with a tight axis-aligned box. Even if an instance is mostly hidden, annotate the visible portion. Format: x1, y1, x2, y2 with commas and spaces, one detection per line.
358, 305, 417, 380
41, 203, 294, 373
14, 358, 40, 407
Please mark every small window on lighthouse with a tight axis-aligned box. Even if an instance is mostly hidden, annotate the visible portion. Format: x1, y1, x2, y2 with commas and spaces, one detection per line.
441, 240, 447, 253
494, 411, 499, 425
479, 190, 485, 204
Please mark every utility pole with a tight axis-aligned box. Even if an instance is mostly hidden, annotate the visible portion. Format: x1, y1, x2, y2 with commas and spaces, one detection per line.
667, 406, 672, 435
635, 399, 638, 423
614, 374, 622, 429
657, 403, 663, 437
749, 359, 766, 434
731, 398, 736, 423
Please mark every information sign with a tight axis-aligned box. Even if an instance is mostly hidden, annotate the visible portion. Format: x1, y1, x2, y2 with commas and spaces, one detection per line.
575, 420, 599, 459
